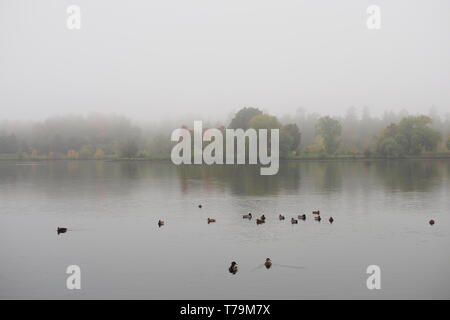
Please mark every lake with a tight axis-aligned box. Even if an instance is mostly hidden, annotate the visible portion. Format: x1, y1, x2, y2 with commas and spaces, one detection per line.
0, 160, 449, 299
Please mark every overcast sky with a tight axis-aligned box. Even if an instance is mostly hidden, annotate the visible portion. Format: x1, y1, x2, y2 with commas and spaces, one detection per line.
1, 0, 449, 122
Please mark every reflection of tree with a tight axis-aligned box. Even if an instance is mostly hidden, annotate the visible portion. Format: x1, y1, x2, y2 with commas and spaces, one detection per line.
375, 160, 442, 192
175, 161, 301, 196
316, 162, 343, 191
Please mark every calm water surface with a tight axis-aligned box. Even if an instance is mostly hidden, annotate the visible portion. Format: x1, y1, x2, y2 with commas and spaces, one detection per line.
0, 160, 449, 299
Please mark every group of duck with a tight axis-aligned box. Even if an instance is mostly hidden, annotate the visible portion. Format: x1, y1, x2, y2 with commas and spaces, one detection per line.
242, 210, 334, 225
228, 258, 272, 275
57, 203, 436, 235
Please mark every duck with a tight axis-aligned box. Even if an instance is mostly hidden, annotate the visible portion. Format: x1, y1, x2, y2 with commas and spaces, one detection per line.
158, 220, 165, 227
243, 213, 252, 219
207, 218, 216, 224
298, 214, 306, 220
329, 217, 334, 224
264, 258, 272, 269
260, 215, 266, 221
198, 204, 203, 209
429, 219, 435, 226
291, 218, 298, 224
57, 227, 67, 235
315, 216, 322, 222
256, 218, 265, 225
312, 210, 320, 215
279, 214, 285, 221
229, 261, 238, 274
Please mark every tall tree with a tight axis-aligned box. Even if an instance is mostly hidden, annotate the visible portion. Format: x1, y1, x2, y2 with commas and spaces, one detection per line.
229, 107, 263, 130
376, 116, 441, 157
315, 116, 342, 155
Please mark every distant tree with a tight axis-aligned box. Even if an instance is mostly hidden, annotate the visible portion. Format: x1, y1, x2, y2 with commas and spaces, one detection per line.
67, 149, 79, 159
0, 134, 18, 154
94, 148, 106, 159
376, 116, 441, 157
79, 145, 94, 159
316, 116, 342, 155
248, 114, 281, 130
120, 139, 139, 158
30, 149, 39, 159
447, 135, 450, 151
280, 123, 301, 156
229, 107, 263, 130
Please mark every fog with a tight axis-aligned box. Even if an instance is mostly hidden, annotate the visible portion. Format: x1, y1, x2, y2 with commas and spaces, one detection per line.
1, 0, 450, 122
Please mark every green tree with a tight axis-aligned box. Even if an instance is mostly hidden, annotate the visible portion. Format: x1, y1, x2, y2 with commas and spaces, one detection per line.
376, 116, 441, 157
79, 145, 94, 159
280, 123, 301, 156
315, 116, 342, 155
229, 107, 263, 130
248, 114, 281, 130
120, 139, 139, 158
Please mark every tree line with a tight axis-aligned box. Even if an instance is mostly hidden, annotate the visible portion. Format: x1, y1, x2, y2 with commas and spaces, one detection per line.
0, 108, 449, 159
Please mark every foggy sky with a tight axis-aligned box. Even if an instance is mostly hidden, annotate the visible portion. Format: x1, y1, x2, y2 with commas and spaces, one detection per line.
1, 0, 449, 122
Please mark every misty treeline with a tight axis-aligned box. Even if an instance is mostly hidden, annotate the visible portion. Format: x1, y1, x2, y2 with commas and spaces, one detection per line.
0, 107, 449, 160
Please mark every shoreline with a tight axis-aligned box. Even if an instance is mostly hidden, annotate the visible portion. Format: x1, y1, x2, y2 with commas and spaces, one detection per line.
2, 155, 450, 163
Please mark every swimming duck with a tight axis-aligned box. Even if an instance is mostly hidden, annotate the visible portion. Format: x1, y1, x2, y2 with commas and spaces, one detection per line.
264, 258, 272, 269
57, 227, 67, 235
256, 218, 265, 225
429, 220, 435, 226
158, 220, 165, 227
315, 216, 322, 222
291, 218, 298, 224
243, 213, 252, 219
298, 214, 306, 220
198, 204, 203, 209
329, 217, 334, 224
207, 218, 216, 224
312, 210, 320, 215
279, 215, 285, 220
260, 215, 266, 221
229, 261, 238, 274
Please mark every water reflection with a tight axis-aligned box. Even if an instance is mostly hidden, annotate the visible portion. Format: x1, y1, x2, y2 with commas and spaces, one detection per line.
374, 160, 442, 192
0, 159, 447, 196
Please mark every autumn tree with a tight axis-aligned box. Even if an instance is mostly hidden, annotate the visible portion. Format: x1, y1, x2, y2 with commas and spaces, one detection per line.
229, 107, 263, 130
376, 116, 441, 157
316, 116, 342, 155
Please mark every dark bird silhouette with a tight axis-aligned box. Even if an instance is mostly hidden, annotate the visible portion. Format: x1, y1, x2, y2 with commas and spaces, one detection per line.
198, 204, 203, 209
207, 218, 216, 224
329, 217, 334, 224
264, 258, 272, 269
229, 261, 238, 274
260, 215, 266, 221
312, 210, 320, 215
256, 218, 265, 225
279, 215, 285, 220
298, 214, 306, 220
291, 218, 298, 224
429, 220, 435, 226
57, 227, 67, 235
243, 213, 252, 219
315, 216, 322, 222
158, 220, 164, 227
